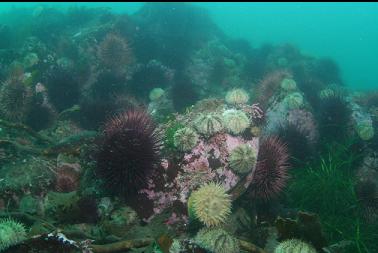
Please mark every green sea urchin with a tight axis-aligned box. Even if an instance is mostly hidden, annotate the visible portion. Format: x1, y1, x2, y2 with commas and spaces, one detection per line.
225, 88, 249, 105
195, 228, 240, 253
222, 109, 250, 135
190, 182, 231, 227
149, 88, 165, 101
280, 78, 297, 91
229, 144, 257, 174
274, 239, 316, 253
284, 92, 304, 110
0, 218, 27, 252
194, 113, 224, 137
173, 127, 199, 152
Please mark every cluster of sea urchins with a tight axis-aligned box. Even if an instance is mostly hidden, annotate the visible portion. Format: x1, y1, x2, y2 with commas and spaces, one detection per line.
96, 109, 162, 197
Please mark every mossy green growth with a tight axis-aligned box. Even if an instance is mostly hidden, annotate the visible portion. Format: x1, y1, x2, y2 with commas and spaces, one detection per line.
19, 195, 39, 214
44, 191, 81, 223
0, 218, 27, 252
194, 228, 239, 253
0, 157, 55, 194
102, 206, 139, 237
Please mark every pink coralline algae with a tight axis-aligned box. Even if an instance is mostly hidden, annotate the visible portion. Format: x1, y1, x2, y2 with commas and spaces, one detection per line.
165, 212, 188, 226
216, 167, 239, 190
139, 176, 178, 223
175, 159, 216, 203
180, 133, 258, 194
139, 131, 259, 223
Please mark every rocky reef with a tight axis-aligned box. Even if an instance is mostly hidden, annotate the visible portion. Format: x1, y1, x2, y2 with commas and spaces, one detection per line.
0, 3, 376, 253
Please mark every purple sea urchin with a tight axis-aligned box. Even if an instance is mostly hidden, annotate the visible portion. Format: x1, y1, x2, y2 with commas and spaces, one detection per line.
317, 93, 351, 142
96, 109, 162, 197
249, 136, 290, 201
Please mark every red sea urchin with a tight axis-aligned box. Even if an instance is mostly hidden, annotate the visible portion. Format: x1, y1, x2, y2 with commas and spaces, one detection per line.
99, 33, 133, 72
96, 109, 162, 197
249, 136, 290, 201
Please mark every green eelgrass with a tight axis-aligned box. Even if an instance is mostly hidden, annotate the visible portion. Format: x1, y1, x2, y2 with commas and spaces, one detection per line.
286, 140, 377, 252
287, 150, 357, 223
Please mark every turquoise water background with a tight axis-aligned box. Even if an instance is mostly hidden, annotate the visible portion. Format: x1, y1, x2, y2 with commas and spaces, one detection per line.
1, 2, 377, 91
